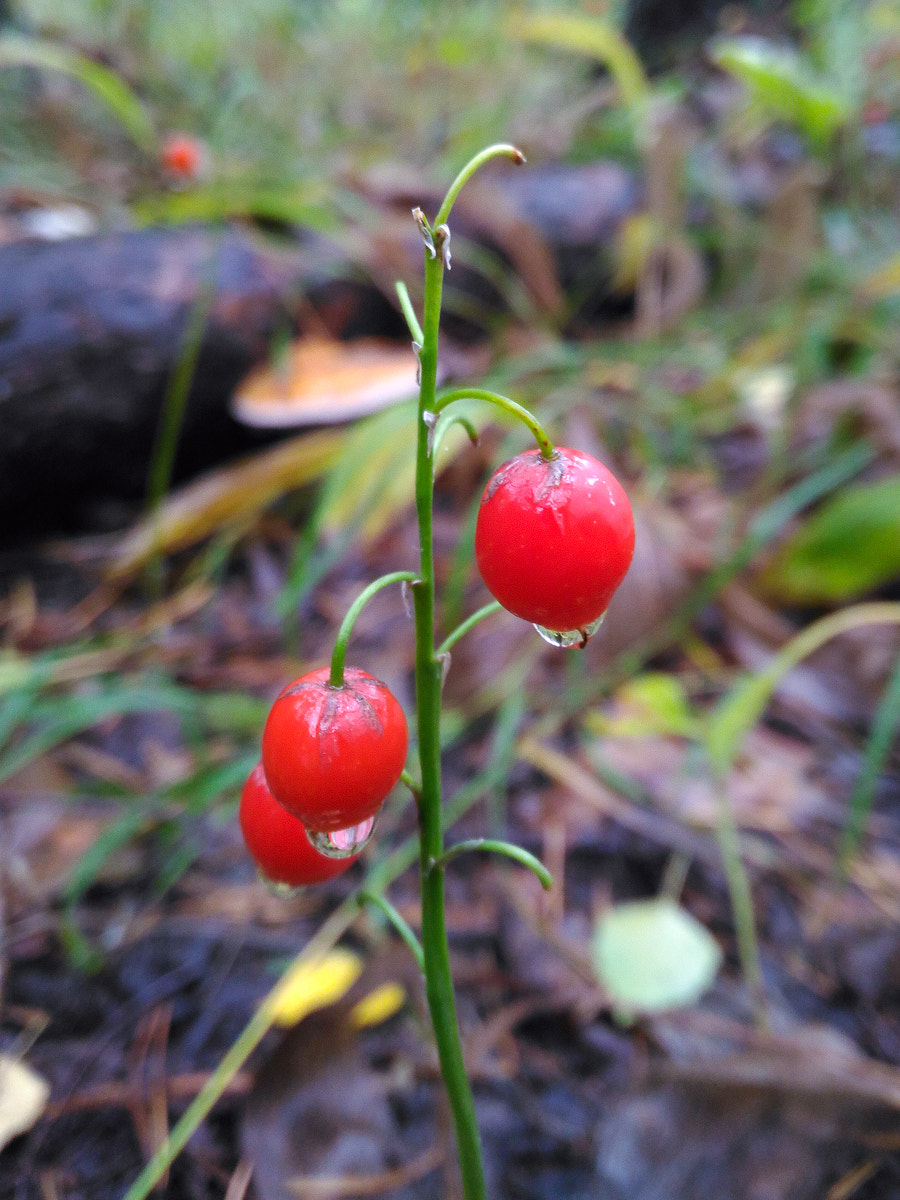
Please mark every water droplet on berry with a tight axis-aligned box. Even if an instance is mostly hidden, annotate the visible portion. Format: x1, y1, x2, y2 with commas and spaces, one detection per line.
308, 814, 377, 858
533, 613, 604, 649
259, 874, 306, 899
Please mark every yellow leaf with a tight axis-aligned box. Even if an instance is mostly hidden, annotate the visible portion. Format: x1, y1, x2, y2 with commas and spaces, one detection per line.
268, 947, 363, 1028
350, 982, 407, 1029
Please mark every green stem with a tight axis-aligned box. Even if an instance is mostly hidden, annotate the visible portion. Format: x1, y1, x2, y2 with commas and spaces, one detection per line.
395, 281, 425, 345
838, 651, 900, 874
358, 890, 425, 973
329, 570, 419, 687
400, 768, 422, 798
432, 837, 553, 891
432, 413, 480, 464
434, 143, 525, 227
435, 387, 555, 460
438, 601, 502, 657
413, 234, 487, 1197
714, 791, 768, 1027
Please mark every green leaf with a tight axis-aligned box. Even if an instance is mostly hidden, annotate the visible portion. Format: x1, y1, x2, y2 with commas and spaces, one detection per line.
0, 34, 156, 150
587, 672, 698, 738
709, 35, 850, 148
763, 476, 900, 603
593, 898, 722, 1015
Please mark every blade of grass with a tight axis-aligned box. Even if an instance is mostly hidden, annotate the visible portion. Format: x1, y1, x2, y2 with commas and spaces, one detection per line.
707, 602, 900, 774
0, 682, 197, 785
838, 653, 900, 872
0, 33, 156, 150
63, 809, 152, 904
514, 12, 649, 118
131, 184, 334, 230
145, 268, 219, 594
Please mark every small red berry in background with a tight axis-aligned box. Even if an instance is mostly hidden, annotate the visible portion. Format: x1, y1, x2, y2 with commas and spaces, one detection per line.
160, 133, 205, 181
261, 666, 408, 833
475, 447, 635, 642
239, 763, 359, 886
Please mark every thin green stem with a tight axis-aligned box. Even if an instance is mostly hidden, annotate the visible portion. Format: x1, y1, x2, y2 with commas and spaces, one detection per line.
432, 838, 553, 891
395, 280, 425, 345
438, 601, 503, 656
838, 651, 900, 874
413, 232, 487, 1198
434, 143, 525, 228
435, 387, 555, 460
400, 768, 422, 798
432, 413, 479, 464
714, 791, 768, 1027
329, 570, 419, 687
358, 890, 425, 973
145, 271, 217, 593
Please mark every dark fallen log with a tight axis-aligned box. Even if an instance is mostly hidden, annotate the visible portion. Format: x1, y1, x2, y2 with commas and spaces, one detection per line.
0, 163, 644, 541
0, 227, 279, 536
0, 225, 410, 539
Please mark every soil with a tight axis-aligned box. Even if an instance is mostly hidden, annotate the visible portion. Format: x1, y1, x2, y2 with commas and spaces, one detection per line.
1, 467, 899, 1200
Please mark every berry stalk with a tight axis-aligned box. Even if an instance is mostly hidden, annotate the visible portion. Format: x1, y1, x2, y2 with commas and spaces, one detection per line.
412, 233, 488, 1199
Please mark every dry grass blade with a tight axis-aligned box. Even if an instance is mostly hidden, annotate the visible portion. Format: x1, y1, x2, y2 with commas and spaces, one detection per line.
286, 1146, 443, 1199
826, 1159, 880, 1200
516, 736, 719, 866
224, 1159, 256, 1200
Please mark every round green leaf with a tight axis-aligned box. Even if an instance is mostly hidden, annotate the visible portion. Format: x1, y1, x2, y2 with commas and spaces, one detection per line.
593, 899, 722, 1014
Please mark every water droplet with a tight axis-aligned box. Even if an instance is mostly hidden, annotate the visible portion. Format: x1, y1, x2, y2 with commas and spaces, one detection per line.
533, 613, 604, 649
259, 874, 306, 899
308, 814, 377, 859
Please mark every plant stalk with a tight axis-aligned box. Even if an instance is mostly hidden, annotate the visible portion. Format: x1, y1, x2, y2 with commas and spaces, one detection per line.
413, 247, 487, 1199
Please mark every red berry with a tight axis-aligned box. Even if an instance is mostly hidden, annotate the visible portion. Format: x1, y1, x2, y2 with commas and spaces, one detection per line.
261, 667, 408, 833
475, 447, 634, 641
160, 133, 204, 179
239, 763, 359, 886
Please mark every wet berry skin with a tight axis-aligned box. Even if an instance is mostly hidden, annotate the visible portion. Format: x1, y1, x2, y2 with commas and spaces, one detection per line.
239, 763, 359, 886
475, 447, 635, 635
261, 667, 408, 832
